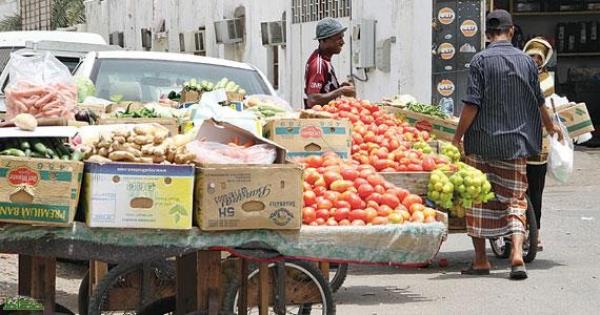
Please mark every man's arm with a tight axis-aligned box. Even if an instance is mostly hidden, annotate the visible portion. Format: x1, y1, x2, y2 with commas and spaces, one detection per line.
453, 103, 479, 147
306, 86, 355, 108
539, 104, 563, 141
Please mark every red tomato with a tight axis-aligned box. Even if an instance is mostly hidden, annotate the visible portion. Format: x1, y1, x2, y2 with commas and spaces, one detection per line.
354, 177, 369, 189
422, 156, 436, 171
326, 218, 339, 226
348, 209, 368, 222
373, 159, 390, 171
334, 200, 351, 209
323, 171, 343, 186
333, 208, 350, 222
330, 180, 353, 193
377, 205, 394, 217
315, 218, 326, 225
303, 182, 312, 192
339, 219, 351, 226
407, 164, 423, 172
317, 198, 333, 210
303, 191, 317, 207
371, 216, 389, 225
302, 207, 317, 224
381, 193, 400, 209
402, 194, 423, 209
351, 219, 366, 226
364, 208, 378, 223
313, 186, 327, 197
304, 172, 322, 185
305, 156, 324, 168
396, 188, 410, 202
323, 191, 340, 203
340, 168, 360, 181
367, 174, 385, 186
316, 209, 330, 220
374, 185, 386, 194
357, 184, 375, 199
409, 203, 425, 214
346, 193, 363, 210
366, 200, 380, 209
366, 192, 383, 204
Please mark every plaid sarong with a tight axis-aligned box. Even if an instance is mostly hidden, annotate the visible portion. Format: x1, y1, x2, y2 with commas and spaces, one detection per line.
464, 156, 528, 238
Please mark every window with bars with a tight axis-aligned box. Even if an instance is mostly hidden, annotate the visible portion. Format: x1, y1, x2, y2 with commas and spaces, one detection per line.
292, 0, 351, 24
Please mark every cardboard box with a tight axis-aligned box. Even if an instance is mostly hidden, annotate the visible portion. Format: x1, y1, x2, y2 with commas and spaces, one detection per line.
194, 119, 303, 231
0, 156, 83, 226
83, 162, 194, 230
384, 106, 458, 141
264, 118, 352, 159
554, 103, 595, 138
97, 117, 180, 136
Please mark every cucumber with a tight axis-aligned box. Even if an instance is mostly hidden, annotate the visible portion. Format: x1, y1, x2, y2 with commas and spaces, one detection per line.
1, 149, 26, 157
20, 141, 30, 151
33, 142, 48, 155
24, 149, 31, 157
71, 150, 82, 161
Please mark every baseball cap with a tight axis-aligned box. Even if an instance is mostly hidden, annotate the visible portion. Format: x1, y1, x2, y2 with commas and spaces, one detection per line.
486, 9, 513, 31
314, 17, 347, 40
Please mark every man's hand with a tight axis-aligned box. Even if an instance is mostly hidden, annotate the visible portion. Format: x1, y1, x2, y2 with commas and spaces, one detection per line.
338, 85, 356, 97
452, 136, 462, 149
547, 123, 564, 142
341, 81, 354, 87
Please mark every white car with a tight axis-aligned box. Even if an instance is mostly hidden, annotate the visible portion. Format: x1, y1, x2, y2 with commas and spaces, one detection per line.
74, 51, 277, 103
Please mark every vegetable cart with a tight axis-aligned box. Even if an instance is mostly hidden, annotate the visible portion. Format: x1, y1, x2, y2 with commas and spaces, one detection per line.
0, 217, 447, 315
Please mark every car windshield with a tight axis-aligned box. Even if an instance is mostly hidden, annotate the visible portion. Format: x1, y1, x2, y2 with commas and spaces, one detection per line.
91, 58, 271, 102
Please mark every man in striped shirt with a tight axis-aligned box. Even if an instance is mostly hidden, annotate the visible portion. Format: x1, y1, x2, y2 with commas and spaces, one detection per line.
453, 10, 561, 280
304, 18, 356, 109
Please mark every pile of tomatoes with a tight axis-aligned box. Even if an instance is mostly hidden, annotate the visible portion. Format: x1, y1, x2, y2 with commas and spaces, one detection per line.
312, 98, 451, 173
299, 152, 440, 226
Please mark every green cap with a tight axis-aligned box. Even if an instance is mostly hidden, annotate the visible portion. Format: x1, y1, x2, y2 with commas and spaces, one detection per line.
314, 17, 347, 40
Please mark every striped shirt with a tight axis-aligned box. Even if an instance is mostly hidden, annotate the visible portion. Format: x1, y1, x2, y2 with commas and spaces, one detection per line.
462, 41, 545, 161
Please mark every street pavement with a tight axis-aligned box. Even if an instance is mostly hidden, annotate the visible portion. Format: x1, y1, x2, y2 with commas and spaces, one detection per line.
335, 148, 600, 315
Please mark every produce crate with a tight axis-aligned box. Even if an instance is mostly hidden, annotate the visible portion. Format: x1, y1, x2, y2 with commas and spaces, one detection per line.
180, 89, 202, 103
383, 106, 458, 141
381, 172, 431, 196
449, 216, 467, 231
77, 103, 113, 116
97, 117, 179, 136
0, 156, 83, 226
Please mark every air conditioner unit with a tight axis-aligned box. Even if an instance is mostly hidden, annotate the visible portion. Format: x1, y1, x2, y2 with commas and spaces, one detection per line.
214, 18, 243, 44
109, 31, 125, 48
261, 20, 286, 46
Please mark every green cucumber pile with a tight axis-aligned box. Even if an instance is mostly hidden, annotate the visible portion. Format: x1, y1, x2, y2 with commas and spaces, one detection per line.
0, 138, 83, 161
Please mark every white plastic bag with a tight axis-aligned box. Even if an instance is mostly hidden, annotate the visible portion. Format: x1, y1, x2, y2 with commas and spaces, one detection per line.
185, 141, 277, 165
4, 52, 76, 120
547, 114, 573, 183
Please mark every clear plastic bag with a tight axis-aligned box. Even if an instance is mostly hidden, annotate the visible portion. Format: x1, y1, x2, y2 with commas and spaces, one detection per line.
4, 52, 77, 120
547, 114, 573, 183
185, 141, 277, 164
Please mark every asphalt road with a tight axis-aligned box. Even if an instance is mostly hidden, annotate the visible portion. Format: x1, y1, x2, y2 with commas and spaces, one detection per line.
1, 150, 598, 315
336, 148, 600, 315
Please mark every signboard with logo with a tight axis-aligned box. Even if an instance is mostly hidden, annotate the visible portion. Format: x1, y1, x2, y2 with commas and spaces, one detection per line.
432, 0, 484, 116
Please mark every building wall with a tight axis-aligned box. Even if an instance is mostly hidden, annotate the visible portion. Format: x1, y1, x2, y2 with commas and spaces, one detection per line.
83, 0, 434, 108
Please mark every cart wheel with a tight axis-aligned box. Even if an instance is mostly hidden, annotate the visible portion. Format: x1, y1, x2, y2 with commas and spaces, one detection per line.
223, 259, 335, 315
523, 199, 538, 263
138, 296, 175, 315
0, 303, 74, 314
87, 259, 176, 315
78, 270, 90, 315
489, 196, 538, 262
489, 237, 511, 259
328, 263, 348, 292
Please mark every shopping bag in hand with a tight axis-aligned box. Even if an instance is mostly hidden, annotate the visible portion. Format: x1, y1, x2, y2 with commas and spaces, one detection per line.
547, 113, 573, 183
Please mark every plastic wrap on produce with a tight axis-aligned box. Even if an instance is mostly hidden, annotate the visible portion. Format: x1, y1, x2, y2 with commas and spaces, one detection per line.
0, 222, 447, 265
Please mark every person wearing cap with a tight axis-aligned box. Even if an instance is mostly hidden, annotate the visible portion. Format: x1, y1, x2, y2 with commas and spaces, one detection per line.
304, 17, 355, 109
523, 37, 555, 252
453, 10, 561, 280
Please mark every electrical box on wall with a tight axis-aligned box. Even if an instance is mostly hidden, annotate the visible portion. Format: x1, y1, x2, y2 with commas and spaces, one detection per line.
352, 19, 376, 69
214, 18, 244, 44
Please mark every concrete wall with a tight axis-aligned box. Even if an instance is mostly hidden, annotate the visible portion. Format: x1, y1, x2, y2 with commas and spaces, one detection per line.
83, 0, 434, 108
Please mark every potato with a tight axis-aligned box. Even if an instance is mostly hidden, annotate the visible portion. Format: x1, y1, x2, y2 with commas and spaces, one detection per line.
109, 151, 137, 162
